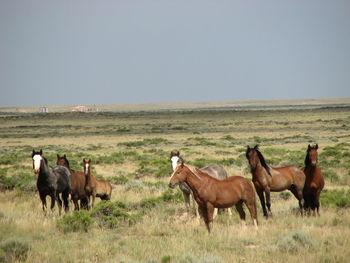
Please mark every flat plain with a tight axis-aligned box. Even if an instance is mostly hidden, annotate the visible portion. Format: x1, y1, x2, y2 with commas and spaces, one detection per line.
0, 99, 350, 263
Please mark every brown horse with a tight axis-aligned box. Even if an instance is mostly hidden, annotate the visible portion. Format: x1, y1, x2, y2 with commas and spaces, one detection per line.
303, 144, 325, 216
83, 159, 97, 208
169, 161, 258, 233
170, 151, 231, 219
95, 179, 113, 201
56, 154, 89, 210
246, 145, 305, 218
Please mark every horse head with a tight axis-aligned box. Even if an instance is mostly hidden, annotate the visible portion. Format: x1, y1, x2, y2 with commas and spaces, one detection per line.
169, 159, 187, 188
56, 154, 69, 168
246, 145, 271, 176
32, 149, 43, 174
83, 158, 91, 176
306, 144, 319, 166
170, 150, 182, 171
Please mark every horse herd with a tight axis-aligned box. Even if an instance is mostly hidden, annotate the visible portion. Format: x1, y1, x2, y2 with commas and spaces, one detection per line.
31, 144, 324, 233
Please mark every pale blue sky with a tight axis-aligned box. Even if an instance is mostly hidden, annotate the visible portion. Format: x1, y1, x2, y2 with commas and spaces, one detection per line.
0, 0, 349, 107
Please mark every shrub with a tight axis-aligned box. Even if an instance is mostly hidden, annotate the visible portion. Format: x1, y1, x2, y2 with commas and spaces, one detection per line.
279, 192, 291, 200
110, 175, 129, 185
0, 172, 36, 191
323, 171, 340, 183
320, 190, 350, 208
0, 238, 31, 262
91, 201, 138, 229
57, 210, 93, 233
276, 230, 314, 253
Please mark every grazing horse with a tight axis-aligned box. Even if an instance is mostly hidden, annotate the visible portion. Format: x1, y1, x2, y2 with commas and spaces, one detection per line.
56, 154, 89, 210
245, 145, 305, 218
95, 179, 113, 201
83, 159, 97, 208
170, 151, 231, 219
32, 150, 71, 215
169, 161, 258, 233
303, 144, 325, 216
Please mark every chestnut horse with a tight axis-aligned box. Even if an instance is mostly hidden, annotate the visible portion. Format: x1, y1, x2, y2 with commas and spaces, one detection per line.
170, 151, 231, 219
303, 144, 325, 216
56, 154, 89, 210
83, 159, 97, 208
32, 150, 71, 215
169, 161, 258, 233
246, 145, 305, 218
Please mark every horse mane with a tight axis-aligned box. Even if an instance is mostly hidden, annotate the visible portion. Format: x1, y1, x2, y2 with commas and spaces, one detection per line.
184, 164, 203, 180
304, 151, 311, 166
255, 149, 271, 176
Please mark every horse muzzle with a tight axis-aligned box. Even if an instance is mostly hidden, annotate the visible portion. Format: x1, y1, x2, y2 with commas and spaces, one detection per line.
168, 182, 177, 189
34, 169, 40, 174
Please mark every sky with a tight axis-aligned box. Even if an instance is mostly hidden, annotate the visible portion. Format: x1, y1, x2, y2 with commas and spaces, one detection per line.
0, 0, 349, 107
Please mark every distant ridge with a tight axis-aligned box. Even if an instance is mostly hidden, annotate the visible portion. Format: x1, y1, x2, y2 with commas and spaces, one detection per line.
1, 98, 350, 113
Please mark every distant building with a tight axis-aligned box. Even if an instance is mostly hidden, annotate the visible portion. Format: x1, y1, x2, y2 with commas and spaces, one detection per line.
72, 105, 98, 112
39, 107, 49, 113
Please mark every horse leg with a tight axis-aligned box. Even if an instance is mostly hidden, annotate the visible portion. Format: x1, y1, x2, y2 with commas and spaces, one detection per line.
244, 198, 258, 230
205, 203, 215, 233
182, 191, 191, 213
55, 193, 62, 216
256, 189, 268, 218
235, 200, 246, 227
290, 186, 304, 216
191, 193, 200, 222
213, 208, 218, 219
62, 190, 70, 213
264, 187, 272, 216
227, 207, 232, 216
39, 193, 47, 213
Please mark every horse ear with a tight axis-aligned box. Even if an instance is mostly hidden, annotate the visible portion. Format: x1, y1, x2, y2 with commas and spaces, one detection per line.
64, 154, 66, 158
315, 144, 318, 149
32, 149, 35, 156
57, 154, 60, 159
88, 159, 91, 163
39, 149, 43, 155
254, 145, 259, 150
176, 151, 180, 156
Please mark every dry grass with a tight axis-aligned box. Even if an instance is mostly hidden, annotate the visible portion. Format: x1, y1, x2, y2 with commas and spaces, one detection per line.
0, 100, 350, 262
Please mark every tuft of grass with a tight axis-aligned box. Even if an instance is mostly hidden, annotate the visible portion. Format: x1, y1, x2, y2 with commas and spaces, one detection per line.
56, 210, 93, 233
0, 238, 31, 262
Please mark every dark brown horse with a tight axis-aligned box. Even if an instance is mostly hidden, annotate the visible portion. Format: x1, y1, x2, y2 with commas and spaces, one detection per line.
169, 161, 258, 233
303, 144, 325, 216
170, 151, 231, 219
32, 150, 71, 215
246, 145, 305, 218
56, 154, 89, 210
83, 159, 97, 208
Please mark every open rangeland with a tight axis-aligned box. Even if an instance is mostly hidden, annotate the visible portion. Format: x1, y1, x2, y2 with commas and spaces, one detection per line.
0, 101, 350, 263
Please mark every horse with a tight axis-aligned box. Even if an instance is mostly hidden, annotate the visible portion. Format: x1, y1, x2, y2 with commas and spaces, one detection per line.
169, 160, 258, 233
83, 159, 97, 208
303, 144, 325, 216
95, 179, 112, 201
32, 150, 71, 215
170, 151, 232, 219
56, 154, 89, 210
245, 145, 305, 218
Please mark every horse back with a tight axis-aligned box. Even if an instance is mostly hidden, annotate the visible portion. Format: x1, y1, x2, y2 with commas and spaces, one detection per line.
96, 179, 112, 196
200, 163, 228, 180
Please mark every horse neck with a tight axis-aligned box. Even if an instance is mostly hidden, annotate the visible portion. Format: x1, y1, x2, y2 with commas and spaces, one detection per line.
85, 169, 93, 187
184, 168, 208, 193
251, 163, 270, 180
38, 159, 53, 180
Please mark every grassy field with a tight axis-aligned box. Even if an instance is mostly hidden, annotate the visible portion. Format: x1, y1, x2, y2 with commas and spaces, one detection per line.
0, 100, 350, 263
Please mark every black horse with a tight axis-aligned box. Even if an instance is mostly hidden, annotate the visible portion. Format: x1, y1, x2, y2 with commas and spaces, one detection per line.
32, 150, 71, 215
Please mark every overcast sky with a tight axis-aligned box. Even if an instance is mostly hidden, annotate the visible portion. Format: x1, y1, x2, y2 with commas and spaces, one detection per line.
0, 0, 349, 107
